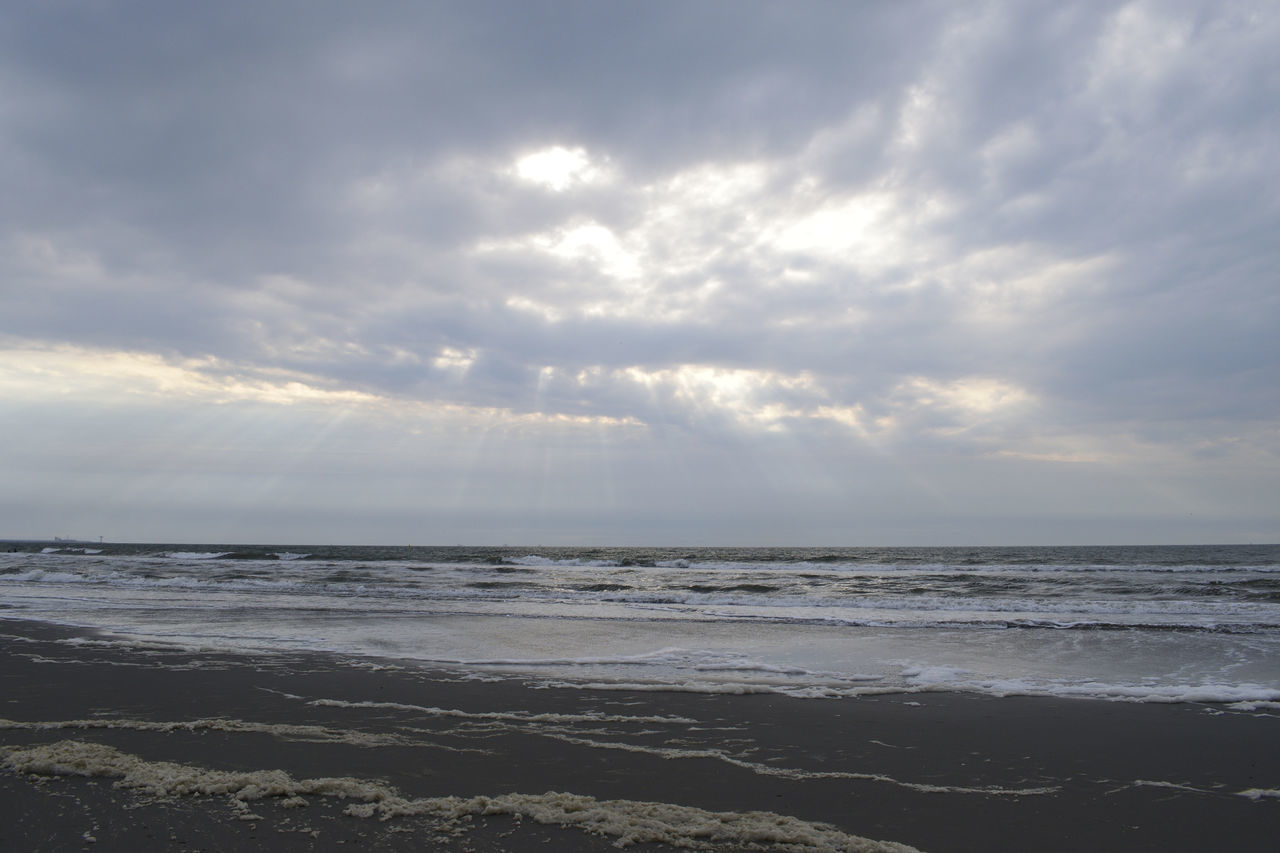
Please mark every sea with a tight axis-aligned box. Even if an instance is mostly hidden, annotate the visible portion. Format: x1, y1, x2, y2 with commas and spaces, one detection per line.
3, 542, 1279, 706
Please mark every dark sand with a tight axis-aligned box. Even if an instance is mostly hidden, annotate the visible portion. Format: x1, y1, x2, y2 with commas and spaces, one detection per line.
1, 617, 1277, 852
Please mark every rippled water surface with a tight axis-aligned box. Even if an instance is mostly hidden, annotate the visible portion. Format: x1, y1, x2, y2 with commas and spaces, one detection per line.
4, 542, 1279, 703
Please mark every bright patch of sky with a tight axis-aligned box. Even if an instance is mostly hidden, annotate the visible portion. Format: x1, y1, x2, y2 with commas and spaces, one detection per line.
514, 146, 610, 192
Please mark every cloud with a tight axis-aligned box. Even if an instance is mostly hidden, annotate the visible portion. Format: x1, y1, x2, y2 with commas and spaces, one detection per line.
1, 0, 1277, 543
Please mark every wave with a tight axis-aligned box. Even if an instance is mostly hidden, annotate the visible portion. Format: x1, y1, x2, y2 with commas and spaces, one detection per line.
501, 555, 622, 567
514, 673, 1280, 706
160, 550, 311, 561
683, 583, 782, 593
4, 558, 1278, 631
14, 543, 1279, 575
4, 546, 1279, 705
160, 551, 232, 559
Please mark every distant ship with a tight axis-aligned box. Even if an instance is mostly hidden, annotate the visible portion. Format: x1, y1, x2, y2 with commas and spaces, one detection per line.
54, 536, 104, 544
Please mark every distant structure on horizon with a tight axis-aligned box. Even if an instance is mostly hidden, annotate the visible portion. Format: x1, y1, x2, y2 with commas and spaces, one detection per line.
53, 536, 104, 544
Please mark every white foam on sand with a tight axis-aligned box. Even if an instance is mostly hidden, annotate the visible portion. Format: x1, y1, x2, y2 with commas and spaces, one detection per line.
1226, 700, 1280, 712
303, 696, 700, 726
1238, 788, 1280, 801
2, 739, 921, 852
532, 731, 1059, 797
250, 695, 1055, 797
0, 717, 417, 749
537, 678, 857, 699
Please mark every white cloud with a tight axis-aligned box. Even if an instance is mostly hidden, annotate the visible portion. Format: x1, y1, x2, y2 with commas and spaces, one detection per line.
432, 346, 477, 375
895, 376, 1033, 416
512, 145, 611, 192
0, 342, 379, 407
1, 1, 1276, 543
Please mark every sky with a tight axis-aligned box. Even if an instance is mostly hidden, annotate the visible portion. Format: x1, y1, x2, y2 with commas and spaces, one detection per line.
2, 1, 1277, 546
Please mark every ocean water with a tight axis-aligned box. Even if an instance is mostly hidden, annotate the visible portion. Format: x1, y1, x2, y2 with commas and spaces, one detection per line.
3, 542, 1279, 705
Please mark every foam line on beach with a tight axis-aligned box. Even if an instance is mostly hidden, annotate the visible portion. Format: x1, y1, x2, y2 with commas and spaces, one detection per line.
0, 717, 441, 750
0, 630, 187, 654
1125, 780, 1280, 802
1118, 779, 1218, 795
538, 732, 1059, 796
1226, 700, 1280, 712
531, 674, 1280, 706
303, 695, 702, 726
261, 691, 1057, 796
537, 678, 860, 698
0, 716, 1055, 799
1238, 788, 1280, 801
1, 739, 921, 852
1094, 777, 1280, 803
12, 651, 228, 672
263, 692, 1038, 796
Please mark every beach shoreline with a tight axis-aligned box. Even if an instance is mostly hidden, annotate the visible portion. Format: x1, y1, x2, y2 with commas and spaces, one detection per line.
2, 616, 1277, 851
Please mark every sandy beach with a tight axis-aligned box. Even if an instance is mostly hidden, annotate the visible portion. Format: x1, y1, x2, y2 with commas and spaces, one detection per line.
1, 617, 1276, 851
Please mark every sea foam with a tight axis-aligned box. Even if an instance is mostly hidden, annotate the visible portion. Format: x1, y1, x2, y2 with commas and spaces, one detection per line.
2, 739, 920, 851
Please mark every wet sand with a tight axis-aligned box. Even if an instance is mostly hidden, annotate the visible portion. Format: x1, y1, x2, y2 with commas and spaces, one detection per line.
1, 617, 1277, 851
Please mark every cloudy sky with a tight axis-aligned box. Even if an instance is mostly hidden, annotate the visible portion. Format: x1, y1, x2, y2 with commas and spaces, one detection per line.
2, 1, 1277, 545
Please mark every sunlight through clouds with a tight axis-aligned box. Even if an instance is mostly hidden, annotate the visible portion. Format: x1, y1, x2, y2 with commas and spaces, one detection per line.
512, 145, 611, 191
538, 221, 641, 280
2, 1, 1276, 543
895, 376, 1033, 417
0, 341, 643, 433
769, 189, 923, 274
620, 364, 818, 429
432, 346, 477, 376
473, 150, 947, 324
0, 343, 381, 407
